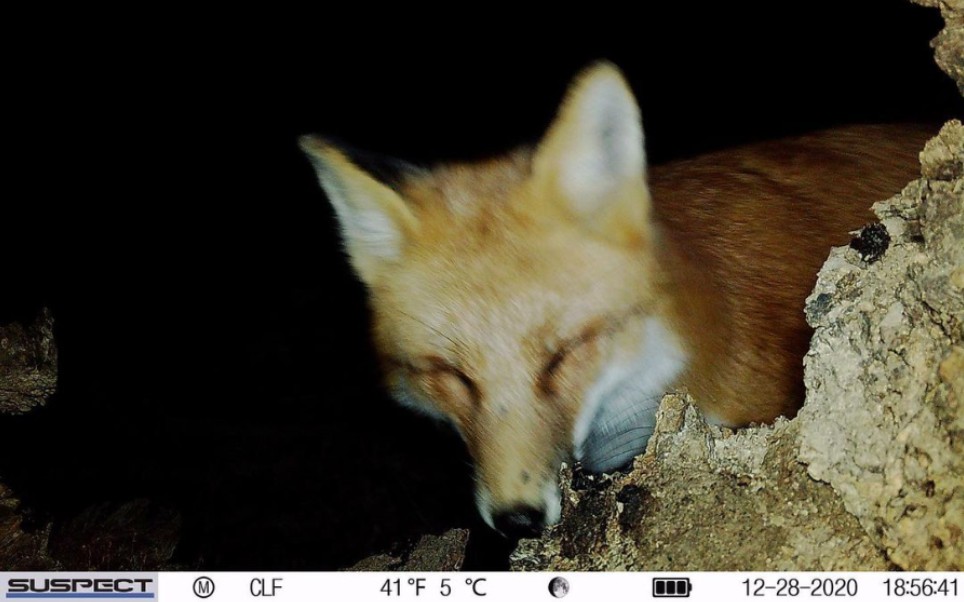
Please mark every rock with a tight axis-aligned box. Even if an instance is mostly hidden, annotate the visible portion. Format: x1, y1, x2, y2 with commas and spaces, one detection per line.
0, 308, 58, 415
348, 529, 469, 571
2, 310, 183, 570
0, 309, 61, 569
911, 0, 964, 95
0, 492, 184, 571
0, 309, 181, 571
511, 395, 890, 571
0, 482, 59, 570
46, 500, 183, 570
798, 119, 964, 571
921, 120, 964, 181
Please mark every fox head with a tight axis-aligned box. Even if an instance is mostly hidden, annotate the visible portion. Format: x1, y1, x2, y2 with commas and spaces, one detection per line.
301, 63, 685, 537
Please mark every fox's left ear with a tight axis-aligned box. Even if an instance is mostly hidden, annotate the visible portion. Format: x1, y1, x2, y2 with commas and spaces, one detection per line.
533, 62, 650, 242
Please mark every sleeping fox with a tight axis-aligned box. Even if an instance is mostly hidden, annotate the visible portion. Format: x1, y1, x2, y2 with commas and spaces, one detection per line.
300, 62, 929, 537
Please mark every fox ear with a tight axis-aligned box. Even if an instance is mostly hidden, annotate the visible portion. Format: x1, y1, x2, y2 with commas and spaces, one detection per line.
300, 137, 418, 285
533, 62, 650, 241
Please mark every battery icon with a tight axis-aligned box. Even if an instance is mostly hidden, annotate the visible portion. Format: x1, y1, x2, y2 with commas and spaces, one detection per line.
653, 577, 692, 597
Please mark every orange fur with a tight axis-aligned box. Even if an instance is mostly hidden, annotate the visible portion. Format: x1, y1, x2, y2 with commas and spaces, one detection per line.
649, 124, 930, 424
301, 63, 930, 528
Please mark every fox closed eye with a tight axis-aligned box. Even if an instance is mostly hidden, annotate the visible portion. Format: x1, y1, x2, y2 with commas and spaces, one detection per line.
405, 358, 479, 417
541, 306, 650, 399
539, 332, 602, 399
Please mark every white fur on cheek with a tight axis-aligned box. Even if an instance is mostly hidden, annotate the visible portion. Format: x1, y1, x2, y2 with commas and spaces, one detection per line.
572, 317, 687, 460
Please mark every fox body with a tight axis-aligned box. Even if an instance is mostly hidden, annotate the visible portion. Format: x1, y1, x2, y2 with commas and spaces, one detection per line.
301, 64, 929, 536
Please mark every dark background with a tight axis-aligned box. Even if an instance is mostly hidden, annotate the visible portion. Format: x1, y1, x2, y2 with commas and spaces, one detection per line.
2, 1, 960, 570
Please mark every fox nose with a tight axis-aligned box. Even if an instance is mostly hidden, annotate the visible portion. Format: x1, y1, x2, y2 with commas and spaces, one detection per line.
493, 506, 546, 539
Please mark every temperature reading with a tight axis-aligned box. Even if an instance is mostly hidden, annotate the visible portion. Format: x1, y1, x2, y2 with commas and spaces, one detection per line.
379, 577, 487, 597
380, 578, 427, 596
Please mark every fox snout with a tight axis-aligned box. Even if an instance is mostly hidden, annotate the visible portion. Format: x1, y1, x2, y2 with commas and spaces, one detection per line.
493, 507, 547, 539
467, 407, 568, 537
478, 481, 562, 539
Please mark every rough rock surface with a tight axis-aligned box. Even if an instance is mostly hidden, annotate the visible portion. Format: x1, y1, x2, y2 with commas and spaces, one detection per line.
46, 500, 183, 570
0, 482, 59, 570
0, 492, 184, 571
0, 308, 57, 414
511, 123, 963, 571
511, 396, 892, 571
0, 310, 61, 570
1, 310, 183, 570
799, 119, 964, 570
911, 0, 964, 94
348, 529, 469, 571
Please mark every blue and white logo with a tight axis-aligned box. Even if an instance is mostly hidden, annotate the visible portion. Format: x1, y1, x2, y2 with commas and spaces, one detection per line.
3, 574, 157, 599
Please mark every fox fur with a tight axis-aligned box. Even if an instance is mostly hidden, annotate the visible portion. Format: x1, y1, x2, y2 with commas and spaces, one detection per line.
300, 62, 930, 534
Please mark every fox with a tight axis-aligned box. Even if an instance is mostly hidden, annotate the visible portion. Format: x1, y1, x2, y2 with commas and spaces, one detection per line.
299, 62, 930, 538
